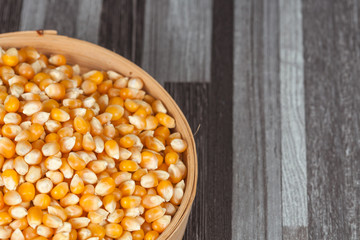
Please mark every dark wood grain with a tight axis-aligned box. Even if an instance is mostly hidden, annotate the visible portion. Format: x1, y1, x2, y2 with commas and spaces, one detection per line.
165, 83, 209, 240
303, 0, 360, 239
44, 0, 80, 37
208, 0, 234, 239
141, 0, 212, 84
99, 0, 145, 65
20, 0, 102, 43
233, 0, 282, 239
0, 0, 23, 33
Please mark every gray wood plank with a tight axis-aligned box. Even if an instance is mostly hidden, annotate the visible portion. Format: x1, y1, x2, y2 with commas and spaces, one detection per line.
279, 0, 308, 239
233, 0, 282, 239
44, 0, 80, 37
0, 0, 23, 33
76, 0, 103, 43
20, 0, 102, 44
141, 0, 212, 84
165, 83, 209, 240
303, 0, 360, 239
19, 0, 47, 31
99, 0, 145, 65
283, 226, 308, 240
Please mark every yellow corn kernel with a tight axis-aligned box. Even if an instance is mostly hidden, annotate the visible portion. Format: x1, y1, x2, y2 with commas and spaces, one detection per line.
81, 80, 97, 95
73, 116, 90, 134
111, 171, 131, 186
50, 108, 70, 122
130, 230, 144, 240
98, 80, 112, 94
144, 230, 159, 240
107, 209, 124, 224
94, 177, 115, 196
162, 202, 177, 216
131, 169, 147, 182
51, 182, 69, 200
79, 194, 102, 212
141, 194, 164, 209
2, 48, 19, 67
88, 223, 106, 238
132, 185, 147, 198
0, 212, 12, 226
67, 152, 86, 171
64, 205, 83, 218
170, 186, 184, 206
33, 193, 51, 209
0, 137, 15, 158
42, 99, 59, 113
28, 123, 45, 142
9, 217, 28, 230
47, 205, 67, 222
105, 223, 123, 238
119, 160, 138, 173
104, 139, 120, 159
121, 196, 142, 209
18, 182, 35, 202
140, 172, 159, 189
155, 112, 175, 128
87, 208, 108, 224
68, 217, 90, 229
157, 180, 174, 202
4, 112, 22, 125
168, 164, 184, 184
165, 151, 179, 166
141, 222, 152, 234
49, 54, 66, 66
24, 149, 42, 165
144, 206, 166, 223
43, 214, 63, 228
83, 184, 95, 195
4, 190, 22, 206
2, 124, 21, 139
36, 224, 54, 238
83, 70, 103, 85
27, 206, 43, 228
145, 136, 165, 152
82, 132, 95, 151
76, 168, 97, 184
119, 180, 135, 196
70, 174, 84, 194
152, 215, 171, 233
45, 83, 66, 100
105, 104, 124, 121
2, 169, 19, 190
170, 138, 188, 153
121, 216, 141, 232
140, 151, 158, 170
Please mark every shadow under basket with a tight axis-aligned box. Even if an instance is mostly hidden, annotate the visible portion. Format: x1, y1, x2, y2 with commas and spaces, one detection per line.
0, 30, 198, 240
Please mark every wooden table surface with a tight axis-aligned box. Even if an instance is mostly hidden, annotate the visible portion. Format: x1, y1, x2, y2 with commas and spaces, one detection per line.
1, 0, 359, 239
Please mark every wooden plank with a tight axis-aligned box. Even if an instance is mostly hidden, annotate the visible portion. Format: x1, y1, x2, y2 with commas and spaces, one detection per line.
279, 0, 308, 239
99, 0, 145, 65
165, 83, 208, 240
232, 0, 282, 239
20, 0, 47, 31
43, 0, 80, 37
141, 0, 212, 84
20, 0, 102, 44
76, 0, 103, 43
283, 226, 308, 240
303, 0, 360, 239
0, 0, 23, 33
207, 0, 233, 239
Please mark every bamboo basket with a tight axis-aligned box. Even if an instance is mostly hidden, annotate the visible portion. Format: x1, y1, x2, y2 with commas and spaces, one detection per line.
0, 30, 198, 240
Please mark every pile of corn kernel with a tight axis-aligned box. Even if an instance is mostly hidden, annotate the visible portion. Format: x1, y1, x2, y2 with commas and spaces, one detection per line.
0, 46, 188, 240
